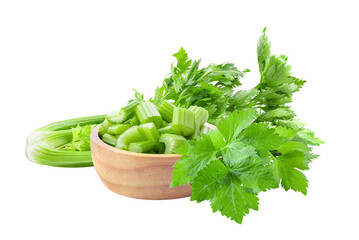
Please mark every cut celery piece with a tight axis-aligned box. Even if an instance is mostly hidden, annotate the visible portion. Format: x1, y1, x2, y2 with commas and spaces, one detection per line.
172, 107, 195, 137
106, 101, 140, 124
188, 106, 209, 126
98, 120, 111, 137
102, 133, 118, 146
129, 141, 157, 153
158, 100, 176, 123
115, 126, 143, 150
137, 123, 160, 144
159, 133, 187, 154
135, 102, 163, 128
190, 121, 201, 140
107, 124, 131, 135
130, 115, 140, 126
158, 124, 174, 135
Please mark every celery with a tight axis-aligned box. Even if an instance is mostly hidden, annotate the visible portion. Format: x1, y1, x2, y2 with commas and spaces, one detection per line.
130, 115, 140, 125
188, 106, 209, 126
159, 133, 187, 154
172, 107, 195, 137
26, 114, 106, 167
158, 124, 174, 135
129, 141, 157, 153
98, 120, 111, 137
102, 133, 118, 146
107, 124, 131, 135
137, 123, 160, 145
135, 102, 163, 128
115, 126, 143, 150
190, 121, 201, 140
158, 100, 176, 122
106, 101, 140, 124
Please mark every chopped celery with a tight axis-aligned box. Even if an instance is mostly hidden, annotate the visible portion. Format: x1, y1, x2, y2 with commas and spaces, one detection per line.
107, 124, 131, 135
115, 126, 143, 150
135, 102, 163, 128
129, 141, 157, 153
98, 120, 111, 137
188, 106, 209, 126
172, 107, 195, 137
106, 101, 140, 124
190, 121, 201, 140
158, 100, 176, 122
159, 133, 187, 154
102, 133, 118, 146
158, 124, 174, 135
130, 115, 140, 125
137, 123, 160, 145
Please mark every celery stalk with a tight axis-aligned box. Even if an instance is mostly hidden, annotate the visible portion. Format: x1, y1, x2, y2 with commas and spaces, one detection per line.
135, 102, 163, 128
26, 114, 106, 167
130, 115, 140, 125
190, 121, 201, 140
107, 124, 131, 135
158, 100, 175, 123
137, 123, 160, 145
159, 133, 187, 154
188, 106, 209, 126
115, 126, 143, 150
102, 133, 118, 146
98, 120, 111, 137
158, 124, 174, 135
106, 101, 140, 124
172, 107, 195, 137
129, 141, 157, 153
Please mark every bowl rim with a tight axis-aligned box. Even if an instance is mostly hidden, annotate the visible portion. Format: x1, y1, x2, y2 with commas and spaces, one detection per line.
90, 123, 215, 158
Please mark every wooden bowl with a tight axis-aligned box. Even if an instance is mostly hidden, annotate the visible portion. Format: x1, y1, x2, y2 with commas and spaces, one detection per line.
90, 124, 213, 200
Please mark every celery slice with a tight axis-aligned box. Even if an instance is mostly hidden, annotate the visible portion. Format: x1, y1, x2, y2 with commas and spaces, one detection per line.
135, 102, 163, 128
159, 133, 187, 154
158, 100, 176, 123
190, 121, 201, 140
158, 124, 174, 135
102, 133, 118, 146
106, 101, 140, 124
129, 141, 157, 153
107, 124, 131, 135
188, 106, 209, 126
98, 120, 111, 137
137, 123, 160, 144
130, 115, 140, 126
172, 107, 195, 137
115, 126, 143, 150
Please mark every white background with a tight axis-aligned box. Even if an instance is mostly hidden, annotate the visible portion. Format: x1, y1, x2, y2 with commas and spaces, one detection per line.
1, 0, 358, 239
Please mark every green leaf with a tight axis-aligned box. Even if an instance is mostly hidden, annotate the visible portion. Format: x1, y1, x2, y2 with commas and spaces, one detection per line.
190, 160, 228, 202
223, 141, 278, 193
172, 47, 192, 73
271, 151, 309, 194
210, 175, 259, 224
257, 27, 271, 74
217, 109, 257, 143
239, 122, 287, 151
171, 134, 218, 187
